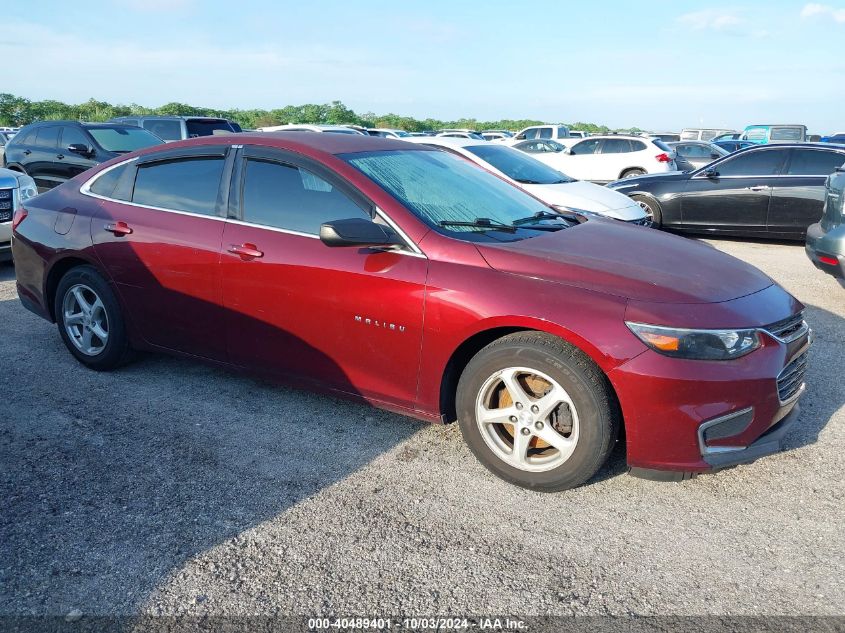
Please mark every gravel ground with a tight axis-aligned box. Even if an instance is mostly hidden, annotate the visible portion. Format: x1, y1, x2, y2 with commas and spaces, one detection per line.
0, 238, 843, 623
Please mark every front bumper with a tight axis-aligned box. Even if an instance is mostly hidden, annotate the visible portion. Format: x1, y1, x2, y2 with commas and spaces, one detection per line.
806, 221, 845, 286
609, 295, 809, 476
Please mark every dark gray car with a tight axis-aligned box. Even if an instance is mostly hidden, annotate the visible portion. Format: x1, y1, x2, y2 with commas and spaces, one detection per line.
806, 166, 845, 287
668, 141, 729, 170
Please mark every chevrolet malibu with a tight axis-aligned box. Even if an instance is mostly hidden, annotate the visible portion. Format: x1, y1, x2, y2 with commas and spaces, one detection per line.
11, 133, 810, 491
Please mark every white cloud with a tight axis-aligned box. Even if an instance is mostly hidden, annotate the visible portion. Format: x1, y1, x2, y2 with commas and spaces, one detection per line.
677, 9, 743, 31
800, 2, 845, 22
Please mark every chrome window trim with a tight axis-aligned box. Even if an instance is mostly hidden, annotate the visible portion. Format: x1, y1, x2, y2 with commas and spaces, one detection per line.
697, 407, 754, 455
79, 154, 427, 258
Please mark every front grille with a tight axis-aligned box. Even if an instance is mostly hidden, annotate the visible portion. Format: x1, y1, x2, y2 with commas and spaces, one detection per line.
777, 350, 809, 403
0, 188, 12, 222
764, 312, 806, 342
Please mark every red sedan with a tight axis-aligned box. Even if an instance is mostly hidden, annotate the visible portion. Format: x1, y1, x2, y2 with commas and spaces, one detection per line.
11, 133, 810, 491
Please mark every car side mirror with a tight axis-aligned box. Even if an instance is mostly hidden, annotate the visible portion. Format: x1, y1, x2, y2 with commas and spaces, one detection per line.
563, 147, 573, 155
320, 218, 403, 249
704, 167, 719, 179
67, 143, 93, 156
711, 152, 721, 159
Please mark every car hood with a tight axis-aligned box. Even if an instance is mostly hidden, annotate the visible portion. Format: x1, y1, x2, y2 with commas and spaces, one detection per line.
523, 180, 646, 221
608, 170, 692, 189
0, 167, 21, 189
475, 219, 774, 304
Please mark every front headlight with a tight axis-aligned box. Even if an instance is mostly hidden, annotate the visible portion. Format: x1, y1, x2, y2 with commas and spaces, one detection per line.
14, 174, 38, 211
626, 322, 761, 360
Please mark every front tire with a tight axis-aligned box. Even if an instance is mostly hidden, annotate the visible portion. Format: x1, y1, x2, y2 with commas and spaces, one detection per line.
55, 265, 132, 371
456, 332, 619, 492
630, 194, 663, 229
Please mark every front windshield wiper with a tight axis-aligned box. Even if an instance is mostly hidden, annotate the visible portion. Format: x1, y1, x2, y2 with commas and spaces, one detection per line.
438, 217, 517, 233
512, 210, 576, 226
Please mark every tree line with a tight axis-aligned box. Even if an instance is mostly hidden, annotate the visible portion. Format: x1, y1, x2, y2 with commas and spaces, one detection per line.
0, 93, 638, 134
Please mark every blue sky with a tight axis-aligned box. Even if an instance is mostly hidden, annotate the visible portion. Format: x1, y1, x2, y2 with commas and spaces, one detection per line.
3, 1, 842, 132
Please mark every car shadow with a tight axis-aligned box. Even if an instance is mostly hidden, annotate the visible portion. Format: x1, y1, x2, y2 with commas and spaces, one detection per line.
0, 262, 15, 282
0, 282, 422, 618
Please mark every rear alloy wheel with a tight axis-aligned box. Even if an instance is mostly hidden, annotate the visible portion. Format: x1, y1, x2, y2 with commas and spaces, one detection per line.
621, 168, 646, 179
631, 195, 662, 229
457, 332, 619, 491
55, 265, 132, 370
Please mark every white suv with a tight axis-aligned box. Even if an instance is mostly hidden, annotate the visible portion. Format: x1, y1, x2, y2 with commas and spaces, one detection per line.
513, 135, 678, 183
256, 124, 364, 135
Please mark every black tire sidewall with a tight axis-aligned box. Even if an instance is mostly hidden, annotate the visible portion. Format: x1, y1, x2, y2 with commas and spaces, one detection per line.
55, 265, 129, 370
631, 194, 662, 228
457, 341, 613, 491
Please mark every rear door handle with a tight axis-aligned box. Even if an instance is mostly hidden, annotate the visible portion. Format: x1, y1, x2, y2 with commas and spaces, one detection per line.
104, 221, 133, 236
228, 243, 264, 259
23, 149, 31, 155
745, 185, 770, 191
56, 154, 64, 160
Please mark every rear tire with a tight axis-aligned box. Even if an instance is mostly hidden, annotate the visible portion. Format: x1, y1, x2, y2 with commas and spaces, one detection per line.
456, 332, 619, 492
630, 194, 663, 229
621, 168, 646, 179
55, 265, 132, 371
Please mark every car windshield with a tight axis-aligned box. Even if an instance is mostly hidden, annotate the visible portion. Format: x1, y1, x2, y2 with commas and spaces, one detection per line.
465, 144, 573, 184
88, 127, 164, 153
185, 119, 235, 137
342, 149, 557, 236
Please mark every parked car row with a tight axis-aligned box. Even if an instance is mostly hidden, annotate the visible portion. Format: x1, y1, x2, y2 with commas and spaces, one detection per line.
2, 121, 165, 191
607, 142, 845, 239
511, 135, 680, 183
10, 131, 812, 491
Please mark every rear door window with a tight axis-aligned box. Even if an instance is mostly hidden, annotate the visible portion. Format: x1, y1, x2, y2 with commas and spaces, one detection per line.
132, 157, 225, 215
601, 139, 633, 153
538, 127, 553, 139
35, 126, 60, 149
786, 149, 845, 176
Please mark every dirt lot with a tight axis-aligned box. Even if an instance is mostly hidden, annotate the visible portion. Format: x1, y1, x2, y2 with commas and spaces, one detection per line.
0, 238, 843, 621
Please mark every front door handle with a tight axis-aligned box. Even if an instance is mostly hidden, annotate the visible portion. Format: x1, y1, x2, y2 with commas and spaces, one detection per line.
228, 243, 264, 260
745, 185, 770, 192
56, 154, 65, 160
23, 149, 31, 155
104, 221, 133, 236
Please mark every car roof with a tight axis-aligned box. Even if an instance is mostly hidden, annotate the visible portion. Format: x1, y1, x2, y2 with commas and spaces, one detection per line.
403, 136, 484, 149
116, 115, 227, 121
20, 120, 140, 129
129, 131, 424, 157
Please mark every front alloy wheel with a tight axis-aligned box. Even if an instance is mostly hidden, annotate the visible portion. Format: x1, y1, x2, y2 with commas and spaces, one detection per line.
475, 367, 579, 472
457, 332, 619, 492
